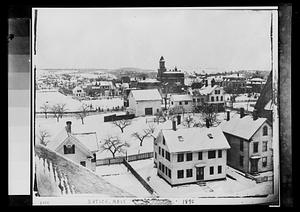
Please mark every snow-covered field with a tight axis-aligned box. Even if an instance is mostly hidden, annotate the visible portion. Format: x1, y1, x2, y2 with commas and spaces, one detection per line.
128, 158, 273, 198
36, 91, 124, 112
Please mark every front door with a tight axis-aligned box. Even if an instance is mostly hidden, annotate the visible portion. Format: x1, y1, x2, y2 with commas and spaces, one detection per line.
196, 167, 204, 181
145, 107, 153, 115
250, 159, 259, 173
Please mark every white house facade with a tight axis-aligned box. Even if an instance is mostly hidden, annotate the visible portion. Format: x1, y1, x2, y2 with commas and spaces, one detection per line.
169, 94, 193, 112
154, 123, 230, 186
127, 89, 162, 116
73, 86, 86, 97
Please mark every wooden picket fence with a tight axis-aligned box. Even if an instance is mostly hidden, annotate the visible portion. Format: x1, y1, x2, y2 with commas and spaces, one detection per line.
96, 152, 153, 166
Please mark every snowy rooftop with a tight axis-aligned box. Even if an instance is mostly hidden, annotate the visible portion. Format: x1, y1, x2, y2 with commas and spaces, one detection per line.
130, 89, 162, 101
35, 144, 134, 197
138, 79, 160, 83
161, 126, 230, 153
198, 85, 218, 95
219, 115, 267, 140
170, 94, 193, 102
47, 127, 99, 154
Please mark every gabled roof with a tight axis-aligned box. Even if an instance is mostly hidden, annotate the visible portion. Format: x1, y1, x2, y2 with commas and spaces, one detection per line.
170, 94, 193, 102
47, 128, 99, 156
161, 126, 230, 153
130, 89, 162, 101
219, 115, 268, 140
198, 85, 219, 95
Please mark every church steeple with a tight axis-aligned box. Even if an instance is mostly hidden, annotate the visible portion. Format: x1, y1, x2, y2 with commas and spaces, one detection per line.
157, 56, 167, 81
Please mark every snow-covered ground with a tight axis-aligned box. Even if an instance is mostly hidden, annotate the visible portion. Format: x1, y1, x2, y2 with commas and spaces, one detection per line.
95, 164, 151, 197
128, 158, 273, 198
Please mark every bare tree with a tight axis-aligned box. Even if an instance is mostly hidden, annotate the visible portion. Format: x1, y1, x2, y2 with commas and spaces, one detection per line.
196, 103, 219, 127
100, 136, 129, 158
38, 129, 51, 146
112, 119, 131, 133
168, 105, 185, 119
131, 130, 150, 146
40, 103, 50, 119
51, 103, 67, 122
145, 123, 157, 139
76, 104, 89, 125
183, 115, 194, 128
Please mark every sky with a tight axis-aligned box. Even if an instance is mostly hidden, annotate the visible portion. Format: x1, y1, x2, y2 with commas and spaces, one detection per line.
35, 8, 276, 72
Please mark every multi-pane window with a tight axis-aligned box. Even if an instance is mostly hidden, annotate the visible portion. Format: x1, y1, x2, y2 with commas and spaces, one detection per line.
216, 96, 219, 101
253, 142, 259, 153
262, 141, 268, 152
218, 165, 222, 174
159, 162, 162, 170
218, 150, 222, 158
163, 137, 166, 145
177, 153, 184, 162
155, 152, 157, 159
168, 169, 172, 178
239, 155, 244, 167
162, 164, 165, 174
186, 152, 193, 161
263, 126, 268, 136
208, 151, 216, 159
185, 101, 188, 105
193, 98, 196, 103
198, 152, 203, 160
159, 146, 161, 155
177, 170, 184, 179
240, 139, 244, 151
166, 151, 170, 161
162, 149, 165, 157
262, 157, 267, 167
197, 98, 200, 102
211, 96, 214, 102
220, 96, 223, 101
64, 144, 75, 154
179, 101, 182, 105
210, 166, 214, 175
186, 169, 193, 178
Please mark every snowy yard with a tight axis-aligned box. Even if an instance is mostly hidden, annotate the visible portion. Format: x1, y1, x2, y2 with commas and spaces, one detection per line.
128, 158, 273, 198
95, 164, 151, 197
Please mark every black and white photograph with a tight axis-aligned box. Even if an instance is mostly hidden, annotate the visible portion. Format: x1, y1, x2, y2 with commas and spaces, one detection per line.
6, 6, 290, 205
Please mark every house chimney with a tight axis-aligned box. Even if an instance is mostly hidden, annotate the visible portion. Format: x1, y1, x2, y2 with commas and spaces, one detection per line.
172, 120, 177, 131
226, 110, 230, 121
205, 118, 210, 128
66, 121, 72, 134
177, 115, 181, 125
253, 109, 258, 120
240, 108, 245, 118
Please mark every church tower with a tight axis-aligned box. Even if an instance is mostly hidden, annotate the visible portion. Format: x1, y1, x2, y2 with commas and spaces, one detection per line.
157, 56, 167, 81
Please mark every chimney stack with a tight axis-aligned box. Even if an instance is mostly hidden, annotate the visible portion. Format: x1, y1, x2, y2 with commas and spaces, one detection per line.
66, 121, 72, 134
240, 108, 245, 118
205, 118, 210, 128
226, 110, 230, 121
172, 120, 177, 131
253, 109, 258, 120
177, 115, 181, 125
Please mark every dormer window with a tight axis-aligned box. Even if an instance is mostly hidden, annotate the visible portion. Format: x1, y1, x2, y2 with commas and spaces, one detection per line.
64, 144, 75, 154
